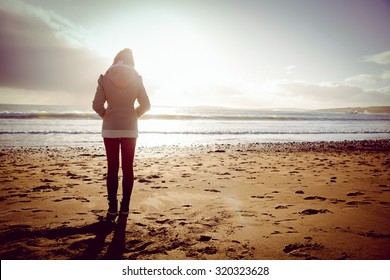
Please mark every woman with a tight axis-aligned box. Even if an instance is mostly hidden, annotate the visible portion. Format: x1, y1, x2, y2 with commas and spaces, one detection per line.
93, 48, 150, 223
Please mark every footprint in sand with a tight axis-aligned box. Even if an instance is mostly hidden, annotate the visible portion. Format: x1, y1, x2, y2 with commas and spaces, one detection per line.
135, 222, 147, 227
198, 235, 212, 242
33, 185, 61, 192
125, 240, 154, 253
251, 195, 274, 199
358, 231, 390, 239
236, 210, 256, 217
138, 178, 152, 183
328, 198, 346, 204
151, 186, 168, 189
274, 218, 297, 223
155, 219, 172, 224
347, 192, 364, 197
346, 201, 371, 205
197, 246, 218, 255
31, 209, 53, 213
204, 189, 221, 193
40, 178, 55, 183
299, 209, 332, 215
304, 196, 326, 201
283, 242, 324, 254
217, 172, 231, 176
53, 196, 90, 203
379, 201, 390, 206
75, 197, 90, 202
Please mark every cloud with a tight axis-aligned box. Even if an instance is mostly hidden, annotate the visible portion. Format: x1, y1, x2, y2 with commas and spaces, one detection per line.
345, 72, 390, 84
271, 80, 390, 108
284, 65, 296, 73
152, 76, 390, 109
362, 50, 390, 64
0, 4, 107, 104
24, 4, 89, 49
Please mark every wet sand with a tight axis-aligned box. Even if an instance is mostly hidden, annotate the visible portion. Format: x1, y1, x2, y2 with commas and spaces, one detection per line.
0, 140, 389, 260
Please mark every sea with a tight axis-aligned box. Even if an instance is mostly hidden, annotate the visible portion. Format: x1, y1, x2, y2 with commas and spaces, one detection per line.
0, 104, 389, 148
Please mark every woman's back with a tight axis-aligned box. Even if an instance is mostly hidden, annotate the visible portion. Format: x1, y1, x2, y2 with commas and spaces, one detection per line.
93, 62, 150, 138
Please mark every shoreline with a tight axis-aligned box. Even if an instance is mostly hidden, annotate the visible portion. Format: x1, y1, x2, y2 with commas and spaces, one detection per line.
1, 139, 389, 260
2, 138, 390, 151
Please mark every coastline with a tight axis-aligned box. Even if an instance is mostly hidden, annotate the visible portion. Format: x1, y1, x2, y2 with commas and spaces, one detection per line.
0, 140, 389, 260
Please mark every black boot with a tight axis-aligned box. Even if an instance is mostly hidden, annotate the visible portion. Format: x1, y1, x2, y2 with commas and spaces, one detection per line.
119, 199, 129, 216
106, 199, 118, 222
117, 200, 128, 226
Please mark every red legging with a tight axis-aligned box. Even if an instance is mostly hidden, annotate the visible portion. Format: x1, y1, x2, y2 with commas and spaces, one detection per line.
103, 137, 136, 213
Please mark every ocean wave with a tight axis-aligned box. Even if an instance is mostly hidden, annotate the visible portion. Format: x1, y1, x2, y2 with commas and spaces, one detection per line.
0, 131, 100, 135
0, 112, 99, 120
1, 111, 389, 122
1, 130, 388, 135
141, 114, 305, 121
0, 111, 302, 121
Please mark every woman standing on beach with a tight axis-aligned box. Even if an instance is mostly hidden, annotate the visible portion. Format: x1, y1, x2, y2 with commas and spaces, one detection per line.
93, 48, 150, 222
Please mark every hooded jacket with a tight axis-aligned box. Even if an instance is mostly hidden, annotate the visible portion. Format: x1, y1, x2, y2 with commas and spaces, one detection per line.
92, 63, 150, 138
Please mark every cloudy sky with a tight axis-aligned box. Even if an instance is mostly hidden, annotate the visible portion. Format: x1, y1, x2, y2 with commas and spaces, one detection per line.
0, 0, 389, 109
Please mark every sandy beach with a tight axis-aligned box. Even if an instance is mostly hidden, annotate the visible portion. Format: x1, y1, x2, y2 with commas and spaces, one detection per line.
0, 140, 389, 260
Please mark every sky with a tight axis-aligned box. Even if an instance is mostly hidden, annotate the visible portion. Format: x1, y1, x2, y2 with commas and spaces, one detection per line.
0, 0, 389, 109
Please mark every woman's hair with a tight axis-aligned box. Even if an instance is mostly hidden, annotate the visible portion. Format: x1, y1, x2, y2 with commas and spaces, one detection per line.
113, 48, 135, 66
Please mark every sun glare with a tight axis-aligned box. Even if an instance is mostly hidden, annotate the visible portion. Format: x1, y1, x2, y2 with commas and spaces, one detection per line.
135, 30, 224, 85
90, 12, 229, 107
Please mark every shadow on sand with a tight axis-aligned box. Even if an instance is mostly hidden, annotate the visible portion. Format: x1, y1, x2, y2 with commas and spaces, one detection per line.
76, 215, 128, 260
0, 216, 129, 260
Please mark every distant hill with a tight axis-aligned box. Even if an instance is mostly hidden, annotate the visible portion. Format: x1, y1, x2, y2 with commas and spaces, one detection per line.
316, 106, 390, 114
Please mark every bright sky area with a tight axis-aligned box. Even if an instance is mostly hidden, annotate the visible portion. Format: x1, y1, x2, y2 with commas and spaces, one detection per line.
0, 0, 389, 109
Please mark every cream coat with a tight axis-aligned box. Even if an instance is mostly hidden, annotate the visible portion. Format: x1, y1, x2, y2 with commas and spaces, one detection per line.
92, 63, 150, 138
